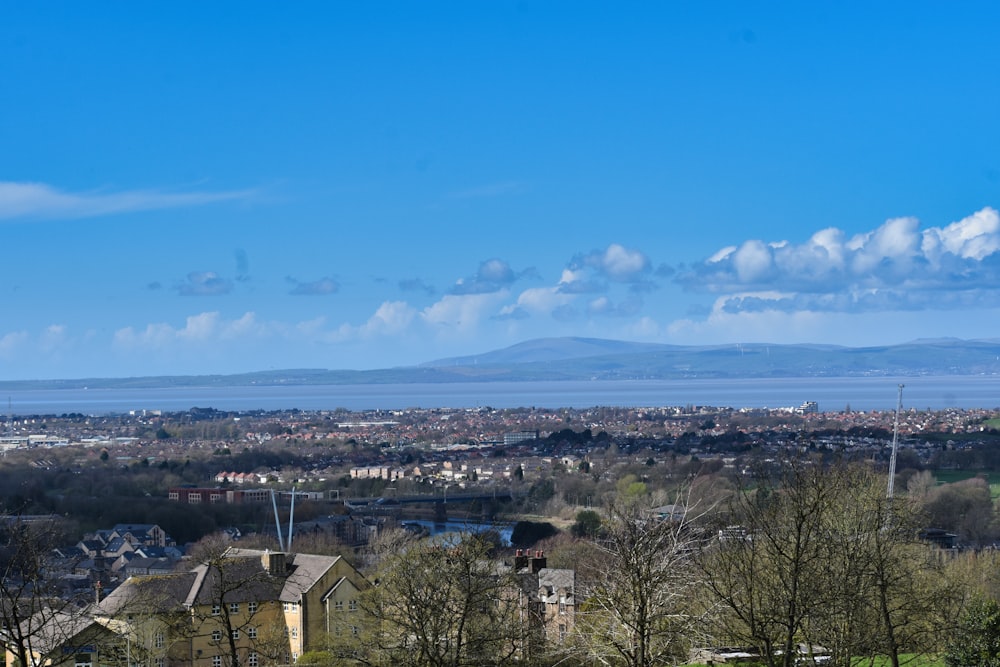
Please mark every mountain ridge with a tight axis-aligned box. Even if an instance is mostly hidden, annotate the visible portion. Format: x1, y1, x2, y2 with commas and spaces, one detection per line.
2, 337, 999, 390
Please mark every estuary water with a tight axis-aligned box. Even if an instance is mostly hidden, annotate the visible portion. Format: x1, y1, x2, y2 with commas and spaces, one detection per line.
4, 376, 1000, 415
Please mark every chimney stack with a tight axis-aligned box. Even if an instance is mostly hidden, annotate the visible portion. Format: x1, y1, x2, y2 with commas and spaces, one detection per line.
514, 548, 528, 571
529, 550, 547, 573
262, 551, 287, 576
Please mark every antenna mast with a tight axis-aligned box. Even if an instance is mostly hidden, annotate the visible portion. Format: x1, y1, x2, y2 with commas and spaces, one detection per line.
887, 384, 904, 498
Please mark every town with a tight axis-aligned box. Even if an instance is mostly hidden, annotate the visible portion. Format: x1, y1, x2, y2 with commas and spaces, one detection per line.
2, 402, 1000, 665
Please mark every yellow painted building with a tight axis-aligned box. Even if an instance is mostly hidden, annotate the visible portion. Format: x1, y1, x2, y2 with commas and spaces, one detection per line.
91, 548, 366, 667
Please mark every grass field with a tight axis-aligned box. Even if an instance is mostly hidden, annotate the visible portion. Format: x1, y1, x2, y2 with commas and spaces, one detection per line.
853, 655, 944, 667
984, 417, 1000, 429
931, 469, 1000, 499
686, 653, 944, 667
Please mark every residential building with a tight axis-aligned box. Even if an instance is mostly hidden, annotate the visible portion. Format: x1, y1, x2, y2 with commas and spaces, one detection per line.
90, 548, 367, 667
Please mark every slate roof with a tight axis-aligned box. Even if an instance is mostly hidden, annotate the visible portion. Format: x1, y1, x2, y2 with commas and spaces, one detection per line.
94, 548, 351, 618
224, 548, 345, 603
96, 572, 199, 616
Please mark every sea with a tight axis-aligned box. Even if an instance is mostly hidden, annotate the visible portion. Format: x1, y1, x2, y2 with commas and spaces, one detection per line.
4, 376, 1000, 416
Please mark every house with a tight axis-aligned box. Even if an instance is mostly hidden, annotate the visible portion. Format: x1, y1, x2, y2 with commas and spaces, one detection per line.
91, 548, 368, 666
511, 550, 576, 650
110, 524, 169, 548
2, 610, 121, 667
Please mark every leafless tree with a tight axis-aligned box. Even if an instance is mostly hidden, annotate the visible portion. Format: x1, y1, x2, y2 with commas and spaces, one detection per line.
573, 493, 713, 667
0, 514, 86, 667
186, 535, 286, 667
338, 532, 523, 666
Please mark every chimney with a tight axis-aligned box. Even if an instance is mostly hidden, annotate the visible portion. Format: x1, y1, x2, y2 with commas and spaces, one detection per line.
529, 550, 547, 573
514, 548, 528, 571
262, 551, 286, 576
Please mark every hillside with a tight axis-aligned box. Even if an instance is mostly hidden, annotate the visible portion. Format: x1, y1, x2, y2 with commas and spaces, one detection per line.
1, 337, 999, 390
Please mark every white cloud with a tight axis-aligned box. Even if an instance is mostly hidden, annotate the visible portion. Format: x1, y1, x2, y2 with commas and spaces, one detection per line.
922, 206, 1000, 264
451, 259, 522, 295
602, 243, 650, 281
0, 181, 254, 221
0, 331, 29, 359
114, 312, 269, 349
361, 301, 417, 337
848, 216, 920, 275
499, 286, 573, 318
573, 243, 651, 283
678, 207, 1000, 315
732, 240, 773, 282
422, 292, 507, 332
708, 246, 737, 263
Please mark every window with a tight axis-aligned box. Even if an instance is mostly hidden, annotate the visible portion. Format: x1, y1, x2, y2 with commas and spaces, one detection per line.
559, 624, 567, 642
558, 601, 567, 615
212, 657, 222, 667
211, 630, 222, 642
351, 625, 358, 636
283, 602, 298, 613
247, 601, 258, 614
290, 627, 298, 640
232, 629, 240, 640
155, 659, 165, 667
154, 632, 164, 649
74, 654, 92, 667
334, 601, 343, 612
229, 602, 240, 613
211, 604, 221, 616
247, 653, 258, 667
247, 627, 257, 639
348, 600, 357, 612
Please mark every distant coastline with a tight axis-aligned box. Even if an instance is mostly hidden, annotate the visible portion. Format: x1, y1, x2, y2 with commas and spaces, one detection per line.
1, 337, 999, 392
3, 376, 999, 416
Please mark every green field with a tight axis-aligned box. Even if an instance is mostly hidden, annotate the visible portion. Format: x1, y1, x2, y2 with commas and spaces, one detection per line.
931, 469, 1000, 500
686, 653, 944, 667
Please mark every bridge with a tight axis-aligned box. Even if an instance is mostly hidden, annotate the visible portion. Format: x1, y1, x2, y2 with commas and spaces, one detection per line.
344, 490, 519, 521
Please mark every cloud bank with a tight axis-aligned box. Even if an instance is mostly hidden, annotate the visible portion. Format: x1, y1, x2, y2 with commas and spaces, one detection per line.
677, 207, 1000, 313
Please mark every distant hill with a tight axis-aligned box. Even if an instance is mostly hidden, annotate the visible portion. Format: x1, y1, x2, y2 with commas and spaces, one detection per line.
2, 337, 1000, 390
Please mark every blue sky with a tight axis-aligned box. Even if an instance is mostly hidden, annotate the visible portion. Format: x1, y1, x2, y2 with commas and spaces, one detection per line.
3, 3, 1000, 380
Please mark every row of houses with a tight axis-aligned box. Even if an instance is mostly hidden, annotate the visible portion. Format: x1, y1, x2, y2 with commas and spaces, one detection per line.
5, 546, 577, 667
4, 548, 366, 667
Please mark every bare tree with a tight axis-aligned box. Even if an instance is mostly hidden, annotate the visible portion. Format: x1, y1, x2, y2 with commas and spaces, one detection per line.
702, 461, 961, 667
573, 493, 712, 667
338, 532, 523, 666
186, 535, 285, 667
0, 514, 85, 667
700, 461, 845, 667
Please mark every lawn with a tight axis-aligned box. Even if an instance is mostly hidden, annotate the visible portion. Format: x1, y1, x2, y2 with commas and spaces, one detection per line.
686, 654, 944, 667
853, 655, 944, 667
931, 469, 1000, 500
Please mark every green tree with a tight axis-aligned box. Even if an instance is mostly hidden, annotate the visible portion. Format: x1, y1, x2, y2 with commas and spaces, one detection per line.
946, 597, 1000, 667
571, 510, 602, 539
